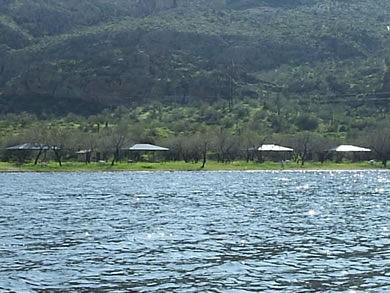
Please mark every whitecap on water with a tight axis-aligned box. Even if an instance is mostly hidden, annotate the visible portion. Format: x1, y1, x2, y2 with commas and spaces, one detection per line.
192, 190, 203, 194
146, 232, 170, 240
297, 184, 310, 190
308, 210, 316, 216
378, 177, 390, 183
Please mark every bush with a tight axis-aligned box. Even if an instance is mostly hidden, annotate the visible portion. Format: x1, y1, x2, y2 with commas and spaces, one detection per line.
296, 115, 318, 131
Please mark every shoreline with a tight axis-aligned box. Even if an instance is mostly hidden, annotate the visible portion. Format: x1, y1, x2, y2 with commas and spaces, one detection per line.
0, 161, 386, 173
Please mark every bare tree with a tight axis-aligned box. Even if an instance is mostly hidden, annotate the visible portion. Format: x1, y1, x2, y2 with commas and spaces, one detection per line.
368, 129, 390, 167
111, 134, 126, 166
287, 132, 328, 166
99, 121, 129, 166
199, 137, 209, 169
71, 130, 99, 164
213, 130, 241, 163
21, 125, 49, 165
46, 128, 70, 166
239, 131, 267, 162
163, 136, 184, 161
187, 134, 210, 168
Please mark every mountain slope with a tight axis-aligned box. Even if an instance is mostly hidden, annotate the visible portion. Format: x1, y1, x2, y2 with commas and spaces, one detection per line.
0, 0, 390, 114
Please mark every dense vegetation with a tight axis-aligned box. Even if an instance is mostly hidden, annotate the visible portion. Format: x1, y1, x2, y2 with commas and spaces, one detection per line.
1, 0, 390, 167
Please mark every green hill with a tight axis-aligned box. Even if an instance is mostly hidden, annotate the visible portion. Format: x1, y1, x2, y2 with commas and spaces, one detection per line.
0, 0, 390, 130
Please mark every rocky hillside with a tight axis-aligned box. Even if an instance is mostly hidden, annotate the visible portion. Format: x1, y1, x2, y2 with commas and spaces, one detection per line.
1, 0, 390, 114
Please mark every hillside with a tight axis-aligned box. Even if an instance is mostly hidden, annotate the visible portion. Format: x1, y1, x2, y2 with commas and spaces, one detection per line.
1, 0, 390, 118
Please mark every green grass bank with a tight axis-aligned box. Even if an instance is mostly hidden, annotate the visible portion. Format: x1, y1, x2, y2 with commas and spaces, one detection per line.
0, 160, 385, 173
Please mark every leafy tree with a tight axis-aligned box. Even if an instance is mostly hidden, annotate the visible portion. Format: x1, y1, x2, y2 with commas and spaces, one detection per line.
296, 114, 319, 131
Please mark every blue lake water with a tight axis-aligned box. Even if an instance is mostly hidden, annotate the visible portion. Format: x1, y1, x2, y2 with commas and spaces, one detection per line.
0, 170, 390, 292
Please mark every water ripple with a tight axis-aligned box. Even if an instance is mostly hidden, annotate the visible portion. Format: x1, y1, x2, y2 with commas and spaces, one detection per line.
1, 171, 390, 292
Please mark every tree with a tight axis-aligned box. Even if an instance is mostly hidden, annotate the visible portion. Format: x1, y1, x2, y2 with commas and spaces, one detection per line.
99, 121, 129, 166
22, 125, 49, 165
196, 133, 211, 169
290, 133, 311, 166
182, 136, 199, 163
213, 129, 241, 163
46, 128, 71, 166
73, 130, 99, 164
296, 114, 319, 131
367, 129, 390, 167
184, 134, 211, 168
164, 136, 184, 161
239, 130, 267, 162
287, 132, 327, 166
111, 134, 125, 166
199, 137, 209, 169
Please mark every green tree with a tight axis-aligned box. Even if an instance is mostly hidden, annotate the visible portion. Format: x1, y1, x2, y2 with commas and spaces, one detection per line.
296, 114, 319, 131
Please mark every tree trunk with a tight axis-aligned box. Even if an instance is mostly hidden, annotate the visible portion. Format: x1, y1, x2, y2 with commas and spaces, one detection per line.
34, 149, 43, 165
86, 151, 91, 164
111, 147, 120, 166
301, 152, 306, 166
201, 143, 207, 169
53, 149, 62, 166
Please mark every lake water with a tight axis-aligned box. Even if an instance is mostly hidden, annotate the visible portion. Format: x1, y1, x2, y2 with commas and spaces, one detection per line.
0, 171, 390, 292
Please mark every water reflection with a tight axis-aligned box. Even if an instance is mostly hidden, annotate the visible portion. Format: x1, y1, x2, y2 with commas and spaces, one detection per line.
0, 171, 390, 292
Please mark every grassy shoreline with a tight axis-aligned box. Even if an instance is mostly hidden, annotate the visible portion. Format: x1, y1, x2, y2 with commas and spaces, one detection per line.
0, 160, 386, 173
